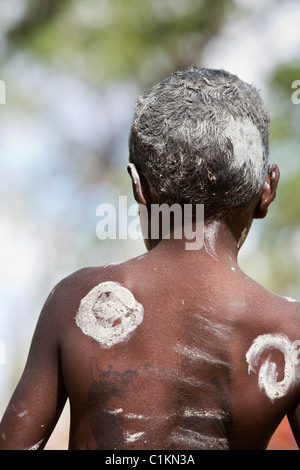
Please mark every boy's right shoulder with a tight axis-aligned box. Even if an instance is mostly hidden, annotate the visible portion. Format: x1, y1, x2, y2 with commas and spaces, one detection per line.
53, 264, 124, 300
45, 264, 126, 317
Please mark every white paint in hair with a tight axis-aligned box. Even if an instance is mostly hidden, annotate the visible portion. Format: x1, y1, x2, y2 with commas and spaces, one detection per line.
224, 117, 265, 176
246, 333, 298, 401
75, 281, 144, 348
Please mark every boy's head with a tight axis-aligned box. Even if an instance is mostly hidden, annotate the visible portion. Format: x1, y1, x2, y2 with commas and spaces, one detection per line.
129, 67, 271, 220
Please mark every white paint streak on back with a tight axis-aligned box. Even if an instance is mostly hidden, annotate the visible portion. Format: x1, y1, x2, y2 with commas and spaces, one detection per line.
195, 313, 232, 339
183, 408, 227, 420
105, 408, 123, 415
125, 413, 147, 420
146, 364, 206, 390
176, 344, 229, 367
171, 427, 228, 450
124, 431, 145, 443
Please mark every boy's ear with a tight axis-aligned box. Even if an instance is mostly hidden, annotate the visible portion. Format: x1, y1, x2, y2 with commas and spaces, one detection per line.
127, 163, 152, 206
253, 164, 280, 219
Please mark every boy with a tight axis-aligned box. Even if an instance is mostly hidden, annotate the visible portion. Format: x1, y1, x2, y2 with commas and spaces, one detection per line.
0, 67, 299, 450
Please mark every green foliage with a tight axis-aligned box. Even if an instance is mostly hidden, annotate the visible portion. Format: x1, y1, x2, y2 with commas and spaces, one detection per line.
5, 0, 233, 85
243, 62, 300, 296
269, 63, 300, 141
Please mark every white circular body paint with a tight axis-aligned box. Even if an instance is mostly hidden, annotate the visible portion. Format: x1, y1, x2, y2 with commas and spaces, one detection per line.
246, 334, 297, 401
75, 281, 144, 348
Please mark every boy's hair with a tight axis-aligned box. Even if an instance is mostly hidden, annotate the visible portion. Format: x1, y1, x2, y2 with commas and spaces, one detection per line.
129, 67, 270, 219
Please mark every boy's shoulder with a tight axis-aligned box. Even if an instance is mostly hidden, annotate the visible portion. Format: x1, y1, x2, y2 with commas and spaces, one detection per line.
53, 264, 124, 298
50, 261, 135, 309
248, 279, 300, 341
272, 292, 300, 336
49, 262, 300, 342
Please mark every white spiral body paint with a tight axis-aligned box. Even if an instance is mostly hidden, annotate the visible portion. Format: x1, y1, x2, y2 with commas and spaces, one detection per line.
246, 334, 297, 401
75, 281, 144, 348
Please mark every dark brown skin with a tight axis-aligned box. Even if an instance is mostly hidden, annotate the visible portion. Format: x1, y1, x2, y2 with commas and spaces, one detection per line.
0, 164, 300, 450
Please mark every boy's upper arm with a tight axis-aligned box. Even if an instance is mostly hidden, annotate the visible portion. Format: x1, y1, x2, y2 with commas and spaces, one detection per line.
0, 280, 69, 450
288, 399, 300, 448
287, 303, 300, 449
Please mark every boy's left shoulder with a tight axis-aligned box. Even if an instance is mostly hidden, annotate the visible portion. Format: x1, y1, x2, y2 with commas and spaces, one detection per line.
270, 292, 300, 340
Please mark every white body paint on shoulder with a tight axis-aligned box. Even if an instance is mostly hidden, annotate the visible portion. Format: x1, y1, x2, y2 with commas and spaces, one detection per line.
246, 333, 298, 401
284, 296, 297, 303
75, 281, 144, 348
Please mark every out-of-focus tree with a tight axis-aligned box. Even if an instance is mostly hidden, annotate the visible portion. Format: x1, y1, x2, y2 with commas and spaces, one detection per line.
1, 0, 235, 232
5, 0, 233, 85
0, 0, 236, 275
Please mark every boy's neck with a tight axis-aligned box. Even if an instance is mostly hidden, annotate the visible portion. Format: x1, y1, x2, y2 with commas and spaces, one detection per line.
146, 217, 252, 266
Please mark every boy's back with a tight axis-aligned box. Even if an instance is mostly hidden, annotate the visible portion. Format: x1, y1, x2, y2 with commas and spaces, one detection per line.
48, 237, 300, 450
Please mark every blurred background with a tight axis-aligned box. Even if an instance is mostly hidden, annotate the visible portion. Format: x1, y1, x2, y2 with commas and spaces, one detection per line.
0, 0, 299, 450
